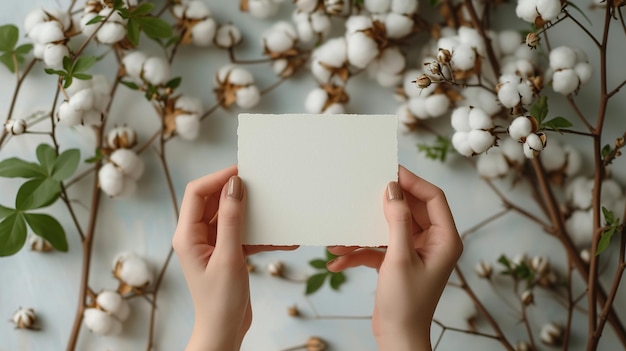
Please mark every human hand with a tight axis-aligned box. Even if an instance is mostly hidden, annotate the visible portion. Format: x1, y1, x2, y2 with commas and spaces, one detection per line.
173, 165, 296, 351
327, 166, 463, 351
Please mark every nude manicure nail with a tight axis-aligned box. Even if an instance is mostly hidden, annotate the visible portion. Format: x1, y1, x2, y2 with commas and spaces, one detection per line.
387, 181, 403, 201
227, 176, 243, 200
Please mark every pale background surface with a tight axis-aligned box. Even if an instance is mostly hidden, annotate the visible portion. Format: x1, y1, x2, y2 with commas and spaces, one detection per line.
1, 1, 625, 350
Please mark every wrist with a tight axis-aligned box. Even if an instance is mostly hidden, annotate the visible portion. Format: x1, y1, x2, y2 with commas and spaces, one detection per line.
186, 321, 241, 351
375, 328, 431, 351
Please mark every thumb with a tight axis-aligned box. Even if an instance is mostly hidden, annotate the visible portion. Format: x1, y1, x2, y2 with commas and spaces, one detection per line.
383, 181, 415, 259
215, 175, 246, 255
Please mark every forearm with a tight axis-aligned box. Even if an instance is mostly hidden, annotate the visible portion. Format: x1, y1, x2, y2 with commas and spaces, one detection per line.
376, 330, 431, 351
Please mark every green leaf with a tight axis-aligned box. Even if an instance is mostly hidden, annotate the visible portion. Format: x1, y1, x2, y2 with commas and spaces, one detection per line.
166, 77, 182, 90
543, 116, 573, 133
36, 144, 57, 175
0, 52, 15, 73
127, 18, 140, 46
309, 259, 328, 269
131, 2, 154, 16
86, 15, 105, 25
52, 149, 80, 181
530, 96, 549, 124
596, 226, 617, 256
305, 272, 328, 295
120, 80, 140, 90
73, 73, 92, 80
24, 213, 68, 252
0, 158, 46, 178
44, 68, 66, 76
113, 0, 125, 10
15, 44, 33, 55
0, 212, 27, 256
85, 148, 103, 164
417, 136, 452, 162
134, 16, 173, 40
73, 56, 97, 73
602, 206, 615, 225
15, 178, 61, 210
497, 255, 511, 270
0, 24, 19, 52
0, 204, 15, 219
329, 272, 346, 290
63, 76, 73, 89
602, 144, 612, 159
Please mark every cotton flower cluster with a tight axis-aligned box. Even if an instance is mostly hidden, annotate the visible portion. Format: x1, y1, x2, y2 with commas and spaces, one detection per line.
540, 322, 564, 347
292, 6, 331, 44
98, 149, 144, 198
539, 140, 581, 183
214, 24, 243, 49
475, 138, 526, 178
214, 65, 261, 109
262, 22, 306, 77
396, 70, 451, 129
507, 116, 547, 158
311, 37, 350, 85
113, 252, 154, 295
83, 290, 130, 336
367, 46, 406, 87
497, 75, 537, 113
81, 2, 129, 45
241, 0, 283, 19
516, 0, 562, 26
57, 75, 111, 127
107, 125, 137, 150
11, 307, 37, 330
24, 8, 72, 69
122, 51, 172, 87
4, 119, 27, 136
167, 95, 203, 140
565, 176, 625, 248
451, 106, 496, 156
363, 0, 418, 39
548, 46, 592, 95
305, 84, 348, 114
435, 27, 486, 81
29, 234, 53, 252
172, 0, 217, 47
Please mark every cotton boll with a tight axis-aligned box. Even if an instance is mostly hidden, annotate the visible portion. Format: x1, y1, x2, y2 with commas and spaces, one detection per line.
468, 107, 493, 130
215, 24, 242, 48
365, 0, 391, 13
84, 308, 119, 335
5, 119, 27, 135
96, 291, 126, 319
550, 46, 577, 70
451, 106, 472, 132
70, 89, 95, 111
142, 57, 171, 86
313, 37, 347, 68
96, 22, 126, 44
552, 69, 579, 95
236, 86, 261, 109
540, 141, 566, 172
517, 80, 535, 105
574, 62, 592, 85
477, 150, 509, 178
304, 88, 328, 113
29, 21, 65, 44
501, 137, 525, 164
424, 94, 450, 118
228, 67, 254, 86
468, 129, 495, 154
508, 116, 532, 141
113, 253, 153, 289
437, 36, 460, 53
57, 101, 83, 126
526, 133, 544, 152
497, 82, 521, 108
475, 90, 500, 116
43, 43, 68, 69
451, 44, 476, 71
536, 0, 561, 22
191, 19, 217, 47
566, 210, 593, 247
80, 13, 99, 37
347, 33, 379, 69
566, 177, 593, 209
99, 163, 125, 197
391, 0, 418, 14
263, 22, 296, 53
458, 27, 485, 55
516, 0, 539, 23
310, 11, 331, 37
452, 131, 474, 157
324, 103, 345, 114
295, 19, 315, 43
385, 13, 413, 39
185, 0, 211, 19
110, 149, 144, 180
498, 30, 522, 56
32, 43, 45, 60
377, 47, 405, 74
247, 0, 279, 19
176, 96, 203, 115
114, 298, 130, 321
122, 51, 148, 79
563, 145, 582, 176
175, 114, 200, 140
24, 8, 48, 35
295, 0, 319, 13
523, 141, 536, 158
408, 97, 429, 119
345, 15, 373, 34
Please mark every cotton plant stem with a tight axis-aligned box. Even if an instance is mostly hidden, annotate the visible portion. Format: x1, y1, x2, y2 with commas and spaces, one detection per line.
0, 59, 37, 150
462, 0, 500, 78
563, 261, 574, 351
563, 10, 601, 49
431, 319, 501, 340
520, 303, 536, 350
565, 96, 594, 132
460, 208, 511, 240
455, 265, 515, 351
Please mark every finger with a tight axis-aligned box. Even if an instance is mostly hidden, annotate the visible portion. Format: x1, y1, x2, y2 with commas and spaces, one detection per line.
244, 245, 299, 255
384, 181, 416, 259
326, 249, 385, 272
214, 175, 246, 255
178, 165, 238, 228
327, 246, 360, 256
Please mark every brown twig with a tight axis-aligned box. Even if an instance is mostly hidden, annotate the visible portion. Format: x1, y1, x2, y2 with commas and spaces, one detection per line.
0, 59, 37, 149
461, 208, 511, 240
65, 166, 97, 189
563, 260, 574, 351
432, 319, 501, 340
462, 0, 500, 78
565, 96, 594, 133
60, 188, 85, 241
564, 10, 601, 49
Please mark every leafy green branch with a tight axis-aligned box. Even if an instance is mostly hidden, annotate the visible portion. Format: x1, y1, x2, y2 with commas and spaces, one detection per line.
306, 249, 347, 295
497, 254, 535, 289
0, 144, 80, 256
0, 24, 33, 73
417, 136, 452, 162
530, 96, 573, 133
596, 207, 622, 256
44, 56, 97, 89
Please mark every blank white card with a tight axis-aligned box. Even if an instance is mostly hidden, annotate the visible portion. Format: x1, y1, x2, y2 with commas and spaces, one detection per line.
237, 114, 398, 246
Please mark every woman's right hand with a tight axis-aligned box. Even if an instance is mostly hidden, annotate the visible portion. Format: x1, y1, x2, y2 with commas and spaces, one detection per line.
327, 166, 463, 351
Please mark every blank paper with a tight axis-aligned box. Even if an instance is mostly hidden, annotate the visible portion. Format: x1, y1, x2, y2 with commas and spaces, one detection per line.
237, 113, 398, 246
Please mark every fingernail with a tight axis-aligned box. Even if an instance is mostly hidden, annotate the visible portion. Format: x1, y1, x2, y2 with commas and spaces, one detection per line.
327, 258, 338, 266
227, 176, 243, 200
387, 181, 403, 202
